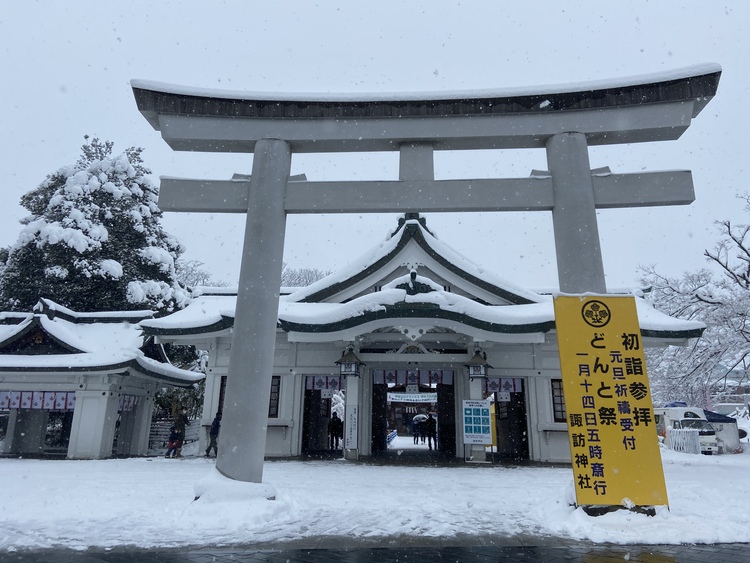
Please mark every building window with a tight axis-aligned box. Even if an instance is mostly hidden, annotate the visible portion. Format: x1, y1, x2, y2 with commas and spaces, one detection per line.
551, 379, 566, 423
268, 376, 281, 418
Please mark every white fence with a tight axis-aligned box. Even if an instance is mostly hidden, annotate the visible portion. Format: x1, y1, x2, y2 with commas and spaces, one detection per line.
667, 428, 701, 454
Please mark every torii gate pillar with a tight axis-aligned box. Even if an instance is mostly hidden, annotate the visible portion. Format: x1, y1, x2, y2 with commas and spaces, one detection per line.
218, 139, 290, 482
547, 133, 606, 294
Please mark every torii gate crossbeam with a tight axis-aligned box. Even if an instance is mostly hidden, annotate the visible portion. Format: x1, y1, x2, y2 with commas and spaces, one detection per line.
131, 64, 720, 484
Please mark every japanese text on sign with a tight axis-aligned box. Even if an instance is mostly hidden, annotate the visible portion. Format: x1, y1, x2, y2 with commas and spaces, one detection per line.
554, 296, 668, 508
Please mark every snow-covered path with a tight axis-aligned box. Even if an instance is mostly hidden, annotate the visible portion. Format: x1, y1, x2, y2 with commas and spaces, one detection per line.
2, 444, 750, 551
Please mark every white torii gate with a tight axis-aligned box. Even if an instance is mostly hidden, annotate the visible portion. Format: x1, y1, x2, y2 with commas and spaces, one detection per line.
132, 64, 721, 484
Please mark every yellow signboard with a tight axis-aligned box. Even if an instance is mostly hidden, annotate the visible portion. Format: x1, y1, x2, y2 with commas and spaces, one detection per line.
554, 295, 668, 508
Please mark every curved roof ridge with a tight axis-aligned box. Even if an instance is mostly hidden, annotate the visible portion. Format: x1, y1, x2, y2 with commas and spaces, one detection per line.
140, 284, 703, 342
286, 215, 543, 305
35, 298, 155, 324
276, 288, 703, 341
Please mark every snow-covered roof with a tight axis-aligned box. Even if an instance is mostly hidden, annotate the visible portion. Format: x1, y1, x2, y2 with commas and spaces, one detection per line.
0, 300, 203, 387
142, 278, 704, 343
131, 63, 721, 152
285, 217, 542, 305
140, 215, 705, 343
131, 63, 720, 104
140, 291, 236, 336
291, 289, 703, 341
279, 274, 553, 335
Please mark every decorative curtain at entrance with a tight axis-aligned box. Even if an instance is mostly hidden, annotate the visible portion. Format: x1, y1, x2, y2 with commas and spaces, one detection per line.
118, 394, 139, 413
485, 378, 523, 394
0, 390, 76, 411
372, 370, 454, 386
305, 376, 343, 391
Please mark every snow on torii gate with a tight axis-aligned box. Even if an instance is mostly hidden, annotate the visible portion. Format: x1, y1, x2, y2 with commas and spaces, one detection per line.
131, 64, 721, 484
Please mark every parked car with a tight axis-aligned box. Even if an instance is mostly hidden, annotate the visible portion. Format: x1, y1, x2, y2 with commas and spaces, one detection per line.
654, 406, 719, 455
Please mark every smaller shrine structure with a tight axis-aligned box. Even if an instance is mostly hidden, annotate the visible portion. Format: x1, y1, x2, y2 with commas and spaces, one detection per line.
0, 299, 202, 459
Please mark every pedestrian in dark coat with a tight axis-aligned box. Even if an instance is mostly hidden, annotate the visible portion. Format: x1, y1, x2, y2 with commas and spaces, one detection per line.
173, 407, 189, 458
425, 413, 438, 450
205, 413, 221, 457
165, 426, 179, 458
328, 412, 344, 450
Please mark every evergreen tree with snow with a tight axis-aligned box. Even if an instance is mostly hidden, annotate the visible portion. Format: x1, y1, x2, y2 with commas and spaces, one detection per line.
0, 137, 189, 314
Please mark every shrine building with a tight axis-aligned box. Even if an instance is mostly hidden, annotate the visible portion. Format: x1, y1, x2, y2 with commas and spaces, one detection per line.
140, 214, 703, 463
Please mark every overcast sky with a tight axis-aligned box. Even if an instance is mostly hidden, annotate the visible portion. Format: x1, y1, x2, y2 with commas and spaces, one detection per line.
1, 2, 747, 290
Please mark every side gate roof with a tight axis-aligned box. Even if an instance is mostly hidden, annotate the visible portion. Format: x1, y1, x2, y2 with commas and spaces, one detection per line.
0, 299, 203, 387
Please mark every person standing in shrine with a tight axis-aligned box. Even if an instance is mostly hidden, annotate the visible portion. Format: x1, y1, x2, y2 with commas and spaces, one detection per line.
328, 412, 343, 451
173, 407, 189, 458
425, 413, 438, 450
205, 412, 221, 458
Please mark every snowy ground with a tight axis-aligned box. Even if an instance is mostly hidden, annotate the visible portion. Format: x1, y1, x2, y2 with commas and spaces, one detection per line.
2, 436, 750, 551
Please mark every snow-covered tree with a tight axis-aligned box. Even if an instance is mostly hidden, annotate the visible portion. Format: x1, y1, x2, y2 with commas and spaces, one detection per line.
281, 263, 330, 287
641, 196, 750, 407
640, 267, 747, 406
331, 390, 345, 419
175, 259, 228, 288
0, 247, 9, 281
0, 138, 189, 314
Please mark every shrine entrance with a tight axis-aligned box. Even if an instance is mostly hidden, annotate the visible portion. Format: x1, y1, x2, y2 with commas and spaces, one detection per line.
301, 375, 344, 456
486, 378, 529, 462
371, 369, 456, 459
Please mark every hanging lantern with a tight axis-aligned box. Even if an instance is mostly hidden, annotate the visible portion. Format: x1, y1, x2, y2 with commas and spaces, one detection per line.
465, 347, 491, 378
335, 345, 365, 377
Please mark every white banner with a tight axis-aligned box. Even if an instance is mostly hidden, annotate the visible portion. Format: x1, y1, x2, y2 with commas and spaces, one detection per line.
387, 393, 438, 403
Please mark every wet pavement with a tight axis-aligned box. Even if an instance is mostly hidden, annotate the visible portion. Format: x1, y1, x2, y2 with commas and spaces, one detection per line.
0, 535, 747, 562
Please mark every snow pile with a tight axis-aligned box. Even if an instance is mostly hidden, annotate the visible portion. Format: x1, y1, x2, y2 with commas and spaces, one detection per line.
1, 439, 749, 551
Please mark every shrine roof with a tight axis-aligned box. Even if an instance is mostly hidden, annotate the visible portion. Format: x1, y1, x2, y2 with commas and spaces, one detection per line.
286, 216, 541, 305
140, 215, 704, 342
0, 300, 202, 387
140, 280, 704, 343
